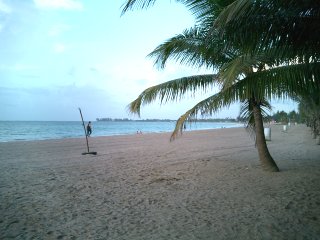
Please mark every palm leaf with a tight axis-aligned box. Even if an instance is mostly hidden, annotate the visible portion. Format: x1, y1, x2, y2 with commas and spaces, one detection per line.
148, 26, 232, 70
229, 62, 320, 101
240, 98, 271, 132
121, 0, 158, 14
121, 0, 233, 18
128, 74, 218, 116
170, 89, 235, 140
239, 98, 272, 146
215, 0, 320, 57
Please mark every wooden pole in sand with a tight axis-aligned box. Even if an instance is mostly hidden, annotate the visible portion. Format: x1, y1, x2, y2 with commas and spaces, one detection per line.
79, 108, 90, 152
78, 108, 97, 155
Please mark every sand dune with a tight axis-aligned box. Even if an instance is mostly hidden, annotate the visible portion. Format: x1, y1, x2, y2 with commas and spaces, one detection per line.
0, 125, 319, 239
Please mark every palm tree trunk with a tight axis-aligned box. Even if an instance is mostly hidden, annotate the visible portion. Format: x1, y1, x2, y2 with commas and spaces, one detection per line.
252, 103, 280, 172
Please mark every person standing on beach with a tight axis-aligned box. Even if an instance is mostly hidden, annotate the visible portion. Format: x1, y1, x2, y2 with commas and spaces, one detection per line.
86, 121, 92, 136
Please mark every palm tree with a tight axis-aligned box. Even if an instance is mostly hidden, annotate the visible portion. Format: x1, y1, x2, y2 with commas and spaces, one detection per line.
215, 1, 320, 144
215, 0, 320, 53
297, 92, 320, 139
214, 0, 320, 99
122, 1, 280, 171
122, 0, 320, 99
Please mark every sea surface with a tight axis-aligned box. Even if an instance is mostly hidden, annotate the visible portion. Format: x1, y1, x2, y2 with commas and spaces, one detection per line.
0, 121, 242, 142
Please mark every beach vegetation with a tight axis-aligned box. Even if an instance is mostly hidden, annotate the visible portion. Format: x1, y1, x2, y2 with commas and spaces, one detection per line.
297, 94, 320, 139
122, 0, 278, 171
215, 0, 320, 140
121, 0, 319, 172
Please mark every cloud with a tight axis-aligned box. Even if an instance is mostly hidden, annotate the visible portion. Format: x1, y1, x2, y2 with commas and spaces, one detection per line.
48, 24, 71, 37
33, 0, 83, 10
0, 0, 11, 13
0, 63, 38, 71
0, 0, 11, 33
0, 84, 114, 120
53, 43, 66, 53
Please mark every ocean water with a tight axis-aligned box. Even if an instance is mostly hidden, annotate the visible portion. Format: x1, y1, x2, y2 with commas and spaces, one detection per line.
0, 121, 242, 142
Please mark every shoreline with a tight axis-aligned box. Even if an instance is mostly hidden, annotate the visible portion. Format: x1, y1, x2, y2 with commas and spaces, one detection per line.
1, 124, 319, 239
0, 125, 244, 144
0, 121, 243, 143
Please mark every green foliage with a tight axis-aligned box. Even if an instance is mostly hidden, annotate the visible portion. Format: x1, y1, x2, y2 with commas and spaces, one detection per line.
297, 92, 320, 136
122, 0, 320, 141
215, 0, 320, 58
128, 74, 218, 117
270, 110, 303, 124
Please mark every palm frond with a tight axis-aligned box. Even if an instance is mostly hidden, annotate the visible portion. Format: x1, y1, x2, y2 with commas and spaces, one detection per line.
215, 0, 252, 24
229, 62, 320, 101
215, 0, 320, 57
148, 26, 232, 70
170, 89, 236, 140
183, 0, 234, 26
218, 54, 259, 89
128, 74, 218, 116
240, 98, 271, 129
239, 98, 272, 145
159, 61, 310, 140
121, 0, 233, 20
218, 49, 315, 90
121, 0, 158, 14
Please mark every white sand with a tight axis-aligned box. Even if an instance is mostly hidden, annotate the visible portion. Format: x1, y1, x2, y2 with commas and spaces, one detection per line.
0, 124, 319, 239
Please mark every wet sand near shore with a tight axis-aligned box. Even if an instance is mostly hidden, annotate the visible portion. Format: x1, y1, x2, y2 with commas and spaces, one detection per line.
0, 125, 319, 239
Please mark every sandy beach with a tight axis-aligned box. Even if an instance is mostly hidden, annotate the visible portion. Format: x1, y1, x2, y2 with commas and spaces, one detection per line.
0, 124, 319, 239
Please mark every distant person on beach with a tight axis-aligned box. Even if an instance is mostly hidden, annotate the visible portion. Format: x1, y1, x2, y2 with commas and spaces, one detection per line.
86, 121, 92, 136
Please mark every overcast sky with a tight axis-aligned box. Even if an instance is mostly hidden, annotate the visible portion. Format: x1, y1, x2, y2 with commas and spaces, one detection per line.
0, 0, 297, 121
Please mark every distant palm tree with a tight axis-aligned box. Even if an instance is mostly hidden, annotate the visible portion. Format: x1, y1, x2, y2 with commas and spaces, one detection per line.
297, 92, 320, 138
122, 1, 280, 171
